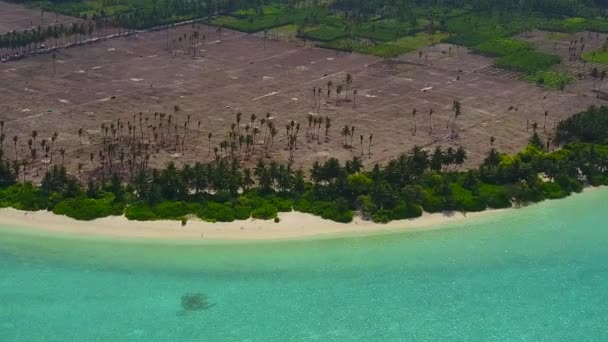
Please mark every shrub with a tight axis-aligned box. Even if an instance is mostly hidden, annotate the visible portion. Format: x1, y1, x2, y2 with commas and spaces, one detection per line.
451, 184, 485, 212
541, 181, 569, 199
125, 203, 157, 221
53, 194, 123, 221
372, 209, 391, 223
479, 183, 512, 209
421, 189, 443, 213
0, 183, 48, 211
390, 201, 423, 220
153, 201, 190, 219
251, 204, 278, 220
198, 202, 235, 222
234, 205, 252, 220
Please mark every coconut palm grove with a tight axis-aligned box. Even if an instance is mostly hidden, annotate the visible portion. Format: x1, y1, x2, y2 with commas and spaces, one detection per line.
1, 0, 608, 224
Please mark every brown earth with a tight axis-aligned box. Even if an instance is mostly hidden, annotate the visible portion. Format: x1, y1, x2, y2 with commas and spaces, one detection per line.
1, 22, 605, 181
0, 1, 76, 33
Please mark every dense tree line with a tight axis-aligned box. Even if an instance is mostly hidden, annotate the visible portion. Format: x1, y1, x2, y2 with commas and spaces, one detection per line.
1, 106, 607, 224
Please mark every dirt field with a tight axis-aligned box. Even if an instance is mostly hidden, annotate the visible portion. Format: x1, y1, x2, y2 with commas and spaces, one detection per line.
1, 23, 605, 180
0, 1, 75, 33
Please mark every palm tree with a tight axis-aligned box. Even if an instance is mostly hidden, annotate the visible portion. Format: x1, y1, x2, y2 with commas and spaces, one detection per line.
306, 114, 313, 136
451, 100, 462, 137
597, 70, 607, 98
59, 148, 65, 166
341, 125, 350, 147
193, 121, 201, 152
242, 168, 254, 191
412, 108, 417, 135
327, 80, 333, 98
345, 73, 353, 100
368, 133, 373, 157
490, 136, 496, 149
591, 67, 599, 91
336, 85, 343, 105
359, 135, 364, 155
429, 108, 434, 134
544, 111, 548, 132
31, 130, 38, 149
207, 133, 212, 155
78, 128, 84, 152
353, 89, 358, 108
454, 147, 466, 168
12, 135, 18, 162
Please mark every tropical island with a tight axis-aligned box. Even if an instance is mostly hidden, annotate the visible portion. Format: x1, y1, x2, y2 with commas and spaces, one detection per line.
0, 0, 608, 238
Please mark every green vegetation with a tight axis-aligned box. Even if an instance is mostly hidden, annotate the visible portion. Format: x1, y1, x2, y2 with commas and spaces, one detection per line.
540, 17, 608, 33
583, 49, 608, 64
1, 106, 607, 226
472, 38, 534, 57
555, 105, 608, 144
521, 71, 573, 89
353, 32, 449, 58
53, 193, 123, 220
10, 0, 608, 78
212, 5, 329, 33
496, 51, 561, 74
321, 32, 449, 57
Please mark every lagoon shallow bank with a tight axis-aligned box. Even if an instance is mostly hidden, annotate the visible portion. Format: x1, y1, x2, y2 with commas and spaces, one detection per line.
1, 189, 608, 341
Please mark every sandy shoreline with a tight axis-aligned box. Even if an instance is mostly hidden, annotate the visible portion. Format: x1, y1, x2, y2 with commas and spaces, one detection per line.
0, 207, 504, 242
0, 187, 603, 241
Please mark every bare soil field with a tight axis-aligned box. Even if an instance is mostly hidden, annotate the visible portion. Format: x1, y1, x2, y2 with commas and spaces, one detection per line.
1, 23, 604, 180
0, 1, 75, 33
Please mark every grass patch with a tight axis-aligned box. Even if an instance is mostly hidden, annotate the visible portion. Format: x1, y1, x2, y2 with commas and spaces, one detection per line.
472, 38, 534, 57
347, 32, 449, 58
582, 50, 608, 64
352, 19, 429, 42
521, 70, 573, 89
546, 32, 570, 41
300, 24, 347, 42
496, 50, 561, 74
212, 6, 331, 33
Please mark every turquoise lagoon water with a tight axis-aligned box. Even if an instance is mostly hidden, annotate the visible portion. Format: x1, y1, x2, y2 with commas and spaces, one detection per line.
1, 189, 607, 341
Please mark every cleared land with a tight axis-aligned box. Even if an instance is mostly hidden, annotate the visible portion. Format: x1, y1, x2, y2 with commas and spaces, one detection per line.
0, 1, 75, 33
0, 23, 605, 180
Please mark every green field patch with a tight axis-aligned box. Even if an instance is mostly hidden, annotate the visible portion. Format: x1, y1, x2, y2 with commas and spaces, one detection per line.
349, 32, 449, 58
521, 71, 573, 89
582, 50, 608, 64
546, 31, 570, 41
351, 19, 429, 42
472, 38, 534, 57
300, 23, 348, 41
213, 6, 331, 33
496, 50, 561, 74
212, 14, 290, 33
540, 17, 608, 33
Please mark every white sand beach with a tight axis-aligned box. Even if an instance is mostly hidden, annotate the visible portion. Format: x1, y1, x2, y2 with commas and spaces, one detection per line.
0, 207, 505, 241
0, 187, 602, 241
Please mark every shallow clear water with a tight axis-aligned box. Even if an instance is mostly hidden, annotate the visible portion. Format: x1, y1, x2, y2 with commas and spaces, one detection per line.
1, 189, 607, 341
